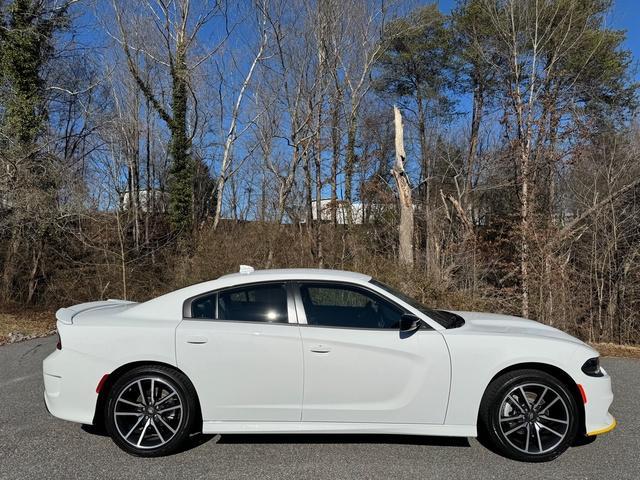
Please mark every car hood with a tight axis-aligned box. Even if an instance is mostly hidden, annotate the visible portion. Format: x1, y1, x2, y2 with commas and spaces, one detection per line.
449, 310, 587, 347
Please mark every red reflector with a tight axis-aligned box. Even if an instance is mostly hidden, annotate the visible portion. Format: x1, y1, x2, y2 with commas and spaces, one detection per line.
96, 374, 109, 394
577, 384, 587, 404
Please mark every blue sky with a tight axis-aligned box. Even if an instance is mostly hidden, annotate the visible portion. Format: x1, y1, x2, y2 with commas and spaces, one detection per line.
74, 0, 639, 211
609, 0, 640, 80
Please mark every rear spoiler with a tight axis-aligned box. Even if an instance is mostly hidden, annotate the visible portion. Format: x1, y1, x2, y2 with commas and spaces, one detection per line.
55, 299, 134, 325
55, 308, 76, 325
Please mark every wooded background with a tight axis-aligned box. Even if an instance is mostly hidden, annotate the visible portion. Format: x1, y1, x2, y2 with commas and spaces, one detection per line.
1, 0, 639, 345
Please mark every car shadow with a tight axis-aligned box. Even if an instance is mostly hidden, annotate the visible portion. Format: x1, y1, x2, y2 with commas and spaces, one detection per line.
81, 424, 220, 453
473, 429, 597, 460
81, 424, 108, 437
81, 425, 470, 452
82, 423, 597, 457
216, 433, 470, 447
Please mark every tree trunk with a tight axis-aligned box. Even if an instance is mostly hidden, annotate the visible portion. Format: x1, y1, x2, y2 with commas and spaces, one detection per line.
520, 147, 531, 318
344, 114, 357, 225
415, 91, 430, 270
315, 106, 324, 268
547, 106, 560, 222
1, 231, 21, 303
466, 78, 483, 206
303, 142, 314, 226
168, 46, 194, 233
145, 96, 152, 248
416, 92, 428, 195
266, 145, 301, 268
212, 19, 266, 230
391, 105, 414, 266
26, 240, 43, 304
330, 84, 341, 226
126, 91, 141, 250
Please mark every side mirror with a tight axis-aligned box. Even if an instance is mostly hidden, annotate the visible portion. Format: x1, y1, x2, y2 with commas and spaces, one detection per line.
399, 314, 422, 333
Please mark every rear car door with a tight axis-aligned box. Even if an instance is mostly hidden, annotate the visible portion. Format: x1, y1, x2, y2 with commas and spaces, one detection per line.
295, 281, 450, 424
176, 282, 303, 422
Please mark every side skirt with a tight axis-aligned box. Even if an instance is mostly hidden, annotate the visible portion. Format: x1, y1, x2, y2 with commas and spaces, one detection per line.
202, 421, 476, 437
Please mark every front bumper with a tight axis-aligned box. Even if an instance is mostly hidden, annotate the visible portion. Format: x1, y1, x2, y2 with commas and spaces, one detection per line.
587, 415, 616, 436
581, 367, 615, 436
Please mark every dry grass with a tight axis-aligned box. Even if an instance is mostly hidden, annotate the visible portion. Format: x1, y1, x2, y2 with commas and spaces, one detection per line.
0, 309, 56, 345
590, 342, 640, 359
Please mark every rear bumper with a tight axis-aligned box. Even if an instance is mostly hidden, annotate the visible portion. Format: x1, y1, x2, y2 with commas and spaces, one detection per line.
43, 349, 100, 425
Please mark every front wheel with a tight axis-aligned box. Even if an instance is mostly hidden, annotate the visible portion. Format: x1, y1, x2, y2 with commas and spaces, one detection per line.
104, 365, 197, 456
479, 369, 579, 462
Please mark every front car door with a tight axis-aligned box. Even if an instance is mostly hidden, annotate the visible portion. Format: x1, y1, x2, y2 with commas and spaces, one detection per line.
176, 282, 303, 422
295, 281, 450, 424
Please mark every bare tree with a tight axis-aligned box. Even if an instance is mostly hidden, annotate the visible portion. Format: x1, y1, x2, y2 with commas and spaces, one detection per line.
337, 0, 389, 224
392, 105, 413, 266
211, 0, 269, 230
110, 0, 224, 232
479, 0, 624, 317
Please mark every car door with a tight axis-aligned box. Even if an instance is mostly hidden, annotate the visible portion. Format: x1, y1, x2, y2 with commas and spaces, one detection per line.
176, 282, 303, 422
295, 281, 450, 424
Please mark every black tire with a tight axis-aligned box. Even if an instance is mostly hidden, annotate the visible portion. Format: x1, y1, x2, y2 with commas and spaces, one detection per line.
104, 365, 197, 457
478, 369, 579, 462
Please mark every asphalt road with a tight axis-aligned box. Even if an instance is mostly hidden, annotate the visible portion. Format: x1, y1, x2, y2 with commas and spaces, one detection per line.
1, 336, 638, 480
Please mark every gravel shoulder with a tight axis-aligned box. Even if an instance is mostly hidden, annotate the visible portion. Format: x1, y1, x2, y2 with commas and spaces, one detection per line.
0, 309, 55, 345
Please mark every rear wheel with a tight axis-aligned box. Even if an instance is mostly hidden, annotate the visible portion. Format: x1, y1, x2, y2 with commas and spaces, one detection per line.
105, 365, 196, 456
479, 369, 579, 462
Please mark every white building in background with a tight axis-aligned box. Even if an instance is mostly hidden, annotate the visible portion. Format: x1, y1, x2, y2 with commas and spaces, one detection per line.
310, 199, 395, 225
310, 199, 363, 224
120, 189, 169, 213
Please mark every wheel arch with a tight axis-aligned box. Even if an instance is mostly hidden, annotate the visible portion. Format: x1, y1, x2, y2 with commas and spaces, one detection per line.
478, 362, 586, 436
92, 360, 203, 431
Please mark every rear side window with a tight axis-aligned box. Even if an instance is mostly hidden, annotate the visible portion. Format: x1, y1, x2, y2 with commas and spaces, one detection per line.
299, 283, 403, 329
191, 293, 216, 319
217, 283, 288, 323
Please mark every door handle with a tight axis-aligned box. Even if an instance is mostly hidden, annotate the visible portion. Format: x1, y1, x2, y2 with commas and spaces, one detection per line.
310, 344, 331, 354
186, 335, 208, 344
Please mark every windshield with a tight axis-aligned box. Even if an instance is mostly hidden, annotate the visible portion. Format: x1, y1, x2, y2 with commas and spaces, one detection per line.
369, 279, 465, 329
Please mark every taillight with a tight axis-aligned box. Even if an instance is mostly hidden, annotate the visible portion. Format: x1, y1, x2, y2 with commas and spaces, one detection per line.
56, 331, 62, 350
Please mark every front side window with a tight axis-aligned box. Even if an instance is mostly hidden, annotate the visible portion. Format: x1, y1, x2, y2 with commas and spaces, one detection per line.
217, 283, 288, 323
369, 279, 464, 329
299, 283, 403, 329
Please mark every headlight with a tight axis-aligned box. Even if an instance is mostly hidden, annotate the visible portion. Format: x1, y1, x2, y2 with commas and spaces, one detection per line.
581, 357, 603, 377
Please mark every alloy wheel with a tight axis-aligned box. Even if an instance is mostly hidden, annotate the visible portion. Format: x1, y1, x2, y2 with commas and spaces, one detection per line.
498, 382, 570, 455
113, 377, 184, 450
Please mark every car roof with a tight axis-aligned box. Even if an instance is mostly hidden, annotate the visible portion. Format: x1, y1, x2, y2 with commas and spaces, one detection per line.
128, 268, 374, 321
218, 268, 371, 283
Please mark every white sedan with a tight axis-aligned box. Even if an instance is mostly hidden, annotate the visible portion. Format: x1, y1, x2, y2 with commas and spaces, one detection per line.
43, 267, 615, 461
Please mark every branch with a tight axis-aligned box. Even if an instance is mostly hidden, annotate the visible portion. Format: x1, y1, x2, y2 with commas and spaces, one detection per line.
112, 0, 173, 127
550, 177, 640, 250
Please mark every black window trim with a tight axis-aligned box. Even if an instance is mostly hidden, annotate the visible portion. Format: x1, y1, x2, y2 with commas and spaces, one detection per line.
291, 280, 433, 331
183, 281, 297, 325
